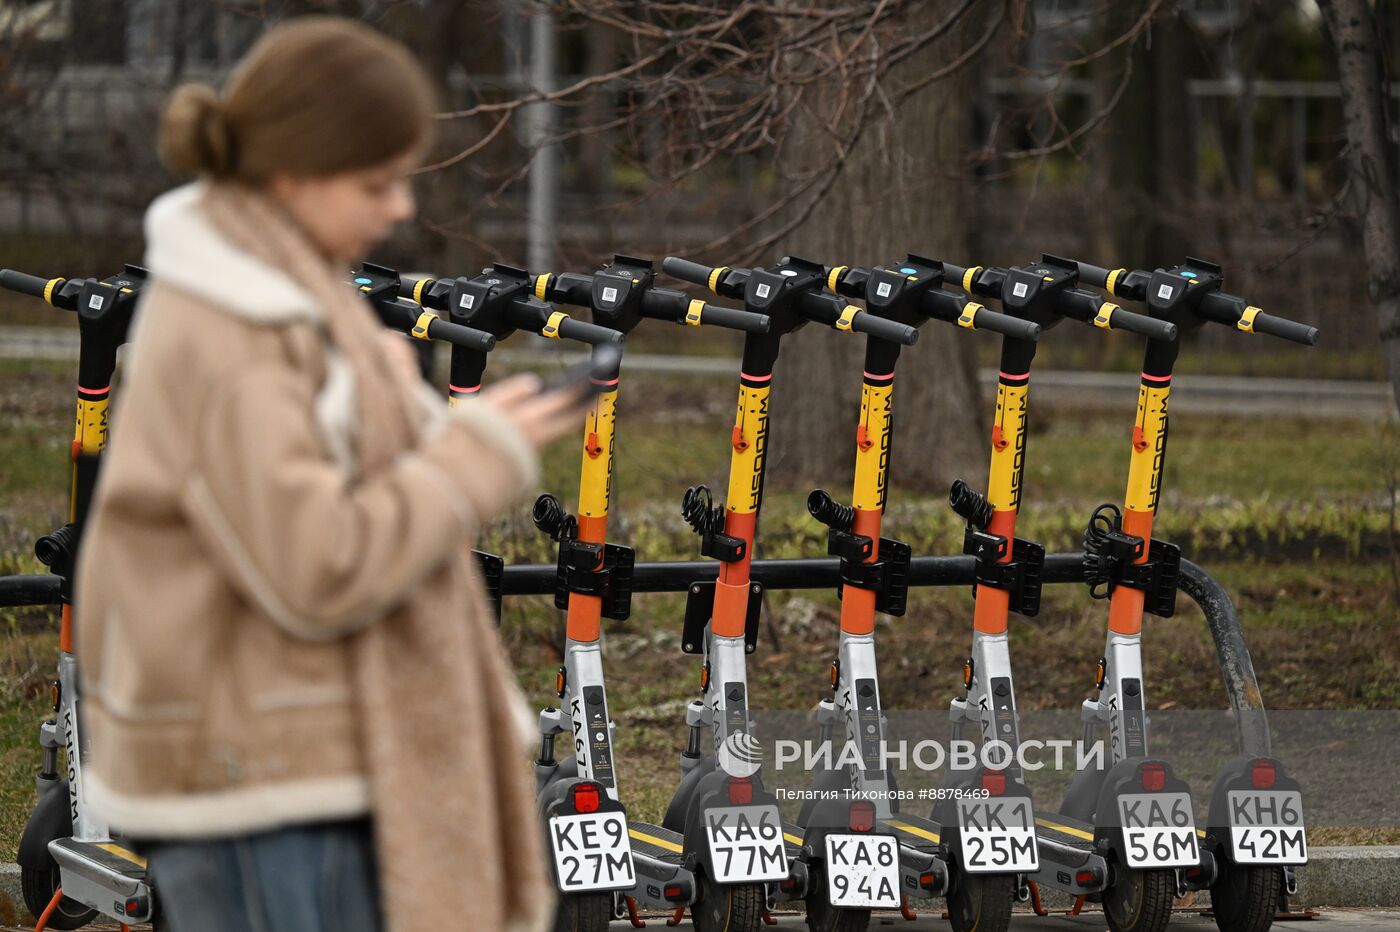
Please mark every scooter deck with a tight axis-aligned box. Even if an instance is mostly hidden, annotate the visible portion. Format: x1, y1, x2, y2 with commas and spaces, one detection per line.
781, 820, 807, 855
1034, 813, 1096, 852
628, 821, 686, 865
878, 814, 942, 853
49, 837, 152, 922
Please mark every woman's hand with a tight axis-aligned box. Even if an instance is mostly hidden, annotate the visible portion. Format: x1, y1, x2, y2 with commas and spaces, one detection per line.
481, 374, 591, 450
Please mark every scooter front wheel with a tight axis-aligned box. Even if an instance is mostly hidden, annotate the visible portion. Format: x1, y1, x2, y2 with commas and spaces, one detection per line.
552, 891, 614, 932
802, 863, 870, 932
1103, 867, 1174, 932
692, 878, 765, 932
21, 864, 97, 930
1209, 861, 1282, 932
944, 870, 1013, 932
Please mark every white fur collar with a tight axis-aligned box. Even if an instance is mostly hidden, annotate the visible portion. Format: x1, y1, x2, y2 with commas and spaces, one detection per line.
143, 182, 322, 325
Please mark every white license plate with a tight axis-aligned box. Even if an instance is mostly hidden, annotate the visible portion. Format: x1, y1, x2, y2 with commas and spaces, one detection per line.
549, 811, 636, 892
1118, 792, 1200, 868
824, 834, 900, 908
956, 797, 1039, 873
1227, 791, 1308, 865
704, 805, 789, 883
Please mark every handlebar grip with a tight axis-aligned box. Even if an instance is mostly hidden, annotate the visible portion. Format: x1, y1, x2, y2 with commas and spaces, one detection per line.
1, 269, 55, 300
1101, 305, 1178, 342
1249, 311, 1319, 346
661, 257, 717, 288
554, 316, 625, 345
850, 311, 919, 346
426, 318, 497, 352
966, 306, 1042, 341
1074, 262, 1115, 289
692, 302, 771, 334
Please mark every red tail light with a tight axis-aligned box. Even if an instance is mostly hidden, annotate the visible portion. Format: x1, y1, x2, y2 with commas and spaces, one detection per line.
1250, 759, 1277, 789
663, 884, 684, 900
1074, 870, 1096, 886
571, 782, 602, 814
1140, 763, 1166, 792
728, 776, 753, 805
981, 769, 1006, 796
849, 800, 876, 832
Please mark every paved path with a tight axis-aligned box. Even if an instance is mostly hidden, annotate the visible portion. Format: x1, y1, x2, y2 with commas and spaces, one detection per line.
2, 327, 1391, 420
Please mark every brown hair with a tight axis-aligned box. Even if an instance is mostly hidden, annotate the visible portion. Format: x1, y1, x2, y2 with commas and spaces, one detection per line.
159, 16, 437, 182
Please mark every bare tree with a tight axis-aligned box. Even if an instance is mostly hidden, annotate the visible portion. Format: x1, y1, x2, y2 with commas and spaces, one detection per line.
1318, 0, 1400, 414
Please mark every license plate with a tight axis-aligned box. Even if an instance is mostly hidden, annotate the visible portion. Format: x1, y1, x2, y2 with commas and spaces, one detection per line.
549, 811, 636, 892
824, 834, 900, 908
1118, 792, 1200, 868
704, 805, 789, 883
1227, 791, 1307, 864
956, 797, 1039, 873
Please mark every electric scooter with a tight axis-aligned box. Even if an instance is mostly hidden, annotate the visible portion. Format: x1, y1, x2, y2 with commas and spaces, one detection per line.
1066, 257, 1316, 932
941, 255, 1202, 932
658, 255, 918, 932
800, 255, 1042, 932
528, 255, 772, 929
2, 266, 151, 931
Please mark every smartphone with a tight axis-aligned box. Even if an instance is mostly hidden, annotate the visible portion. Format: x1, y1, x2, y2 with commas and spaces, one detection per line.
540, 342, 624, 400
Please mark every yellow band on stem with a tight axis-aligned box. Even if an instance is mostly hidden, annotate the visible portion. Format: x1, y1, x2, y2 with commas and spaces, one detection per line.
1105, 268, 1126, 296
685, 299, 705, 326
534, 274, 551, 301
957, 302, 982, 329
413, 278, 429, 305
835, 306, 859, 332
1238, 306, 1262, 333
707, 267, 729, 294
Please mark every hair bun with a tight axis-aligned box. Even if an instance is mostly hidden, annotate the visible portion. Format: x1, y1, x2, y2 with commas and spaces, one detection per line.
159, 83, 234, 177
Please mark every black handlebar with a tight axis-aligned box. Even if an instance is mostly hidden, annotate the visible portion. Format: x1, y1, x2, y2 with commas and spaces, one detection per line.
0, 269, 54, 301
681, 301, 771, 334
800, 292, 919, 345
923, 290, 1042, 341
1102, 305, 1179, 342
660, 257, 715, 288
555, 315, 626, 345
1199, 291, 1318, 346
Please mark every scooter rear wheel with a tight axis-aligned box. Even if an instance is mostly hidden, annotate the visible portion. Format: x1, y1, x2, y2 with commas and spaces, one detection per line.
945, 871, 1013, 932
552, 891, 614, 932
692, 878, 765, 932
1209, 861, 1281, 932
1103, 868, 1174, 932
802, 863, 870, 932
21, 864, 97, 930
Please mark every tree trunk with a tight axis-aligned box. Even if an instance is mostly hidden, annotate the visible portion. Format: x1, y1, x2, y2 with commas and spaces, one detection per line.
1319, 0, 1400, 415
771, 9, 986, 496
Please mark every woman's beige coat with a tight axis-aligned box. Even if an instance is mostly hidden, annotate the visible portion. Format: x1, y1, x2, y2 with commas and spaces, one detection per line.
74, 183, 553, 930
